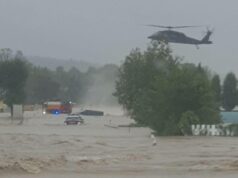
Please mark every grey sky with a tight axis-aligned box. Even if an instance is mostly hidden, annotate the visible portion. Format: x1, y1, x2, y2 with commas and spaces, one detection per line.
0, 0, 237, 77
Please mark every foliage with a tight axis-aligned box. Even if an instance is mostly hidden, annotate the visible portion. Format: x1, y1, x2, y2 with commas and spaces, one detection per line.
0, 50, 29, 113
178, 111, 199, 135
24, 63, 119, 105
25, 66, 83, 104
54, 66, 84, 102
222, 72, 237, 111
114, 41, 221, 135
211, 74, 221, 106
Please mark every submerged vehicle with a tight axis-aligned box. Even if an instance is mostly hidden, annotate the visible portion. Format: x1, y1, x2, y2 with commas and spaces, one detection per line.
80, 109, 104, 116
42, 101, 72, 114
64, 115, 84, 125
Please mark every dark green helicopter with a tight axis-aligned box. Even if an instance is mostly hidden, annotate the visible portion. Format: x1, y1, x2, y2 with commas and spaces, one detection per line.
147, 25, 213, 47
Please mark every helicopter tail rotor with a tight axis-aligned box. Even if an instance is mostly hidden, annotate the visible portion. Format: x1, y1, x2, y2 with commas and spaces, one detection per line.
205, 26, 215, 34
201, 27, 213, 44
201, 26, 214, 37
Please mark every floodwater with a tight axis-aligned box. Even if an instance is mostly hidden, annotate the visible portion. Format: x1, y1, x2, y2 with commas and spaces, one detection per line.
0, 107, 238, 178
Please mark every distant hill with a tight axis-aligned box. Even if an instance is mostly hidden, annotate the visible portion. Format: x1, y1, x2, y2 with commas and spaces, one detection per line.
26, 56, 101, 72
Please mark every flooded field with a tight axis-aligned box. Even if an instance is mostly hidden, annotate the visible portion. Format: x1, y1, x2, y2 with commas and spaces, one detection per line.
0, 107, 238, 178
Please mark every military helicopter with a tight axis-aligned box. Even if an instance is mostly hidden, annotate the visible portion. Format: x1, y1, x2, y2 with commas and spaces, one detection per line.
147, 25, 213, 48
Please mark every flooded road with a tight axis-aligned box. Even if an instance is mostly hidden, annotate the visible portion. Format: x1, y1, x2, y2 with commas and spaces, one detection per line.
1, 108, 238, 177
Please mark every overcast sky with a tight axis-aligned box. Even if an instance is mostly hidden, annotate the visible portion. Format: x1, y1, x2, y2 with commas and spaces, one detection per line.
0, 0, 237, 77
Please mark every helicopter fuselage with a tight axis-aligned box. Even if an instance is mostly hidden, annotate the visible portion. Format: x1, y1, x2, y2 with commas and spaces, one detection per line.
148, 30, 212, 45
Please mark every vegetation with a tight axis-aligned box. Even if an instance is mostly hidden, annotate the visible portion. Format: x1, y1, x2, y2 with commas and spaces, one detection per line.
0, 49, 29, 114
222, 72, 238, 111
114, 42, 221, 135
211, 74, 221, 106
0, 48, 119, 110
24, 63, 118, 105
178, 111, 199, 136
25, 66, 61, 103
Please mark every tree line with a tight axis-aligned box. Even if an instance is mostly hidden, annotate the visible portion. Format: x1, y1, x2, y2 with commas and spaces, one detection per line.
0, 48, 119, 113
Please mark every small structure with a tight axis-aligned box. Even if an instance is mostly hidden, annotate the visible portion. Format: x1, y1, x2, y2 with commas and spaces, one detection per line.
0, 100, 7, 112
13, 104, 23, 120
150, 134, 157, 146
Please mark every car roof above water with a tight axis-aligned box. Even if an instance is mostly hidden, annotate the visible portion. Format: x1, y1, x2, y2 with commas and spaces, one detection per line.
66, 115, 81, 119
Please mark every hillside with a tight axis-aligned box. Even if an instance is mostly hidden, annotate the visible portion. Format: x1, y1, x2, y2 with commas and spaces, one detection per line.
26, 56, 101, 72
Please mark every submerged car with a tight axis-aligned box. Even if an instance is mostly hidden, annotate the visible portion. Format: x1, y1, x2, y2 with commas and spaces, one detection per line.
79, 109, 104, 116
64, 115, 84, 125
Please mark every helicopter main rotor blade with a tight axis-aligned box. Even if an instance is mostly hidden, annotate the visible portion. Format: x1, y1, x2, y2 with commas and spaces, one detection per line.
172, 25, 202, 28
146, 25, 202, 29
146, 25, 173, 28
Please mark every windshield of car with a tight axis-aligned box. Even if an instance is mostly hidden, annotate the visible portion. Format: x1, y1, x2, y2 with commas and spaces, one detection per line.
66, 116, 80, 120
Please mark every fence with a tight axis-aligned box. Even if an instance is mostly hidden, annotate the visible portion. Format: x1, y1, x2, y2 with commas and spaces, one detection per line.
191, 124, 235, 136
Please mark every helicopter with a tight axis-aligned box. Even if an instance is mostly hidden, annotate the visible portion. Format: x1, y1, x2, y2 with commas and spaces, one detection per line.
147, 25, 213, 48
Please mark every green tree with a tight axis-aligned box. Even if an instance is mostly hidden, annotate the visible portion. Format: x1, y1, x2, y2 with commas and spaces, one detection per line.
25, 67, 60, 103
25, 65, 86, 104
222, 72, 237, 111
0, 48, 13, 61
54, 66, 84, 102
63, 67, 82, 101
178, 111, 199, 135
114, 42, 220, 135
0, 52, 28, 114
211, 74, 221, 106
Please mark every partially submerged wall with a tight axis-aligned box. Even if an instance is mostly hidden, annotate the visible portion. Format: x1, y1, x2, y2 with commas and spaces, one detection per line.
13, 104, 23, 120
